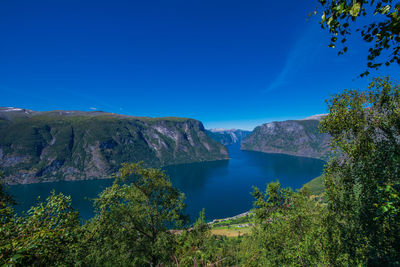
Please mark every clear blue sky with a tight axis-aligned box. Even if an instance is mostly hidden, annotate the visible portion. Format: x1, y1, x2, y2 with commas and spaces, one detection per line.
1, 0, 399, 130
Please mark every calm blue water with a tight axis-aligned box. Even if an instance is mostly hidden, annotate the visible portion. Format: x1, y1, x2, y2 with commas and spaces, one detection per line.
7, 144, 325, 222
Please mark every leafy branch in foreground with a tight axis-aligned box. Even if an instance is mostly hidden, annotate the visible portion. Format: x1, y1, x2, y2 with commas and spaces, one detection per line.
316, 0, 400, 76
0, 191, 80, 266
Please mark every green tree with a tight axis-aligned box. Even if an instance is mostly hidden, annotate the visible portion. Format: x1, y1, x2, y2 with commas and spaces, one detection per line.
173, 209, 211, 266
240, 182, 328, 266
0, 191, 80, 266
321, 76, 400, 265
173, 209, 240, 266
0, 170, 17, 264
317, 0, 400, 75
0, 170, 15, 224
81, 162, 187, 266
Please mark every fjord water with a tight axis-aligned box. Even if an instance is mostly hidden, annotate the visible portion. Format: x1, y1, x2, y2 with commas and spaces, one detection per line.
8, 144, 325, 222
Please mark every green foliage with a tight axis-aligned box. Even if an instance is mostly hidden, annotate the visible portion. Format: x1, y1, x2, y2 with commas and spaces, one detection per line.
240, 182, 328, 266
174, 209, 242, 266
376, 183, 400, 218
174, 209, 213, 265
0, 191, 80, 266
317, 0, 400, 75
80, 162, 187, 266
0, 170, 15, 228
321, 77, 400, 265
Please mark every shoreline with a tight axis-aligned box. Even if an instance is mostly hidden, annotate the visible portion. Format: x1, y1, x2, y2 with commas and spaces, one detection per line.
208, 211, 251, 225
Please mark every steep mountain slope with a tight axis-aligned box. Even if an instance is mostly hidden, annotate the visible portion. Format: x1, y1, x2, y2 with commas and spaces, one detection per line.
0, 107, 228, 184
241, 116, 331, 160
206, 129, 251, 145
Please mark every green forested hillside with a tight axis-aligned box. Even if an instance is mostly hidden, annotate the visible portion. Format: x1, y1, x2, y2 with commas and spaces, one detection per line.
0, 108, 228, 184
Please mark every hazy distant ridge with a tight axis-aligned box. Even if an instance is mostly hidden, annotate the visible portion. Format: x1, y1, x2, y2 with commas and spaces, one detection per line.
206, 129, 251, 146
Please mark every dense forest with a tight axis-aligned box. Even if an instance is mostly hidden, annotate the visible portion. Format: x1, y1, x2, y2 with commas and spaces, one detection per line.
1, 77, 400, 266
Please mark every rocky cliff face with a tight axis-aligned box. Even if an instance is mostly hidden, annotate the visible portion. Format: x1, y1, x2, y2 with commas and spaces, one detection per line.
0, 107, 228, 184
206, 129, 251, 146
241, 117, 331, 160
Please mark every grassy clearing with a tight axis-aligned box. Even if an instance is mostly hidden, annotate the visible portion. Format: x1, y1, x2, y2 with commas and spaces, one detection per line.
211, 227, 251, 237
303, 175, 325, 195
209, 213, 253, 237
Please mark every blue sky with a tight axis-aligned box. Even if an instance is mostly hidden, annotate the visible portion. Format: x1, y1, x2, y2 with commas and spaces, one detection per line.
1, 0, 399, 130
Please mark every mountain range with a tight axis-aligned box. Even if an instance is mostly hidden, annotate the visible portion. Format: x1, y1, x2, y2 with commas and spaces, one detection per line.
0, 107, 332, 184
0, 107, 228, 184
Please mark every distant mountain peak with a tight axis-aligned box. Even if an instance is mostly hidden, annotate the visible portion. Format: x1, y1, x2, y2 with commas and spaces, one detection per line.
0, 107, 30, 112
209, 128, 238, 133
206, 129, 251, 146
0, 107, 22, 111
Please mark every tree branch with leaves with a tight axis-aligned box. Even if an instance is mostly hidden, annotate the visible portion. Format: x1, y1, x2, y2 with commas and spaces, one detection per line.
317, 0, 400, 76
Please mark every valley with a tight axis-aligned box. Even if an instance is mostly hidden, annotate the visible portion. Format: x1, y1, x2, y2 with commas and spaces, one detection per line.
2, 108, 328, 221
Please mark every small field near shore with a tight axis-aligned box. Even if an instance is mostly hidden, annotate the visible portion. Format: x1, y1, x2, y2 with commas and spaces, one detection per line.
209, 213, 253, 237
211, 226, 251, 237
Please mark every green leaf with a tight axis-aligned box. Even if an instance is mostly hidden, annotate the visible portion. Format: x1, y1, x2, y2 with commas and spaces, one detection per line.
11, 254, 22, 261
350, 2, 361, 17
380, 5, 391, 15
382, 206, 389, 213
327, 16, 334, 27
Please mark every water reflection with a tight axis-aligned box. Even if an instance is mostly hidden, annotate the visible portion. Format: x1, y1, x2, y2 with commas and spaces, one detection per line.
164, 160, 229, 192
8, 179, 113, 220
242, 150, 326, 190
